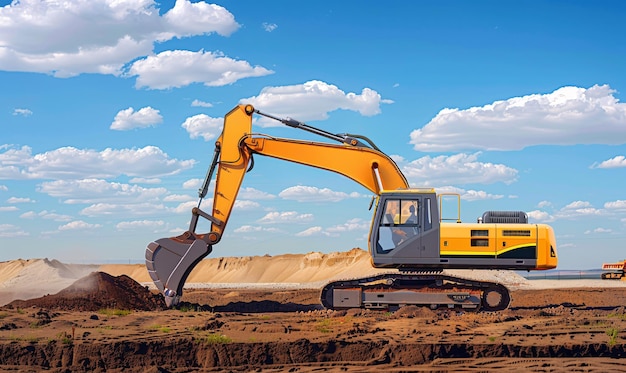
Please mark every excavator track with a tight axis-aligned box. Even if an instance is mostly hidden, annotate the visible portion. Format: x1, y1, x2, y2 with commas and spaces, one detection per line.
320, 271, 511, 312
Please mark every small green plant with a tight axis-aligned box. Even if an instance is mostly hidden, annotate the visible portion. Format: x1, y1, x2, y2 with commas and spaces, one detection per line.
98, 309, 131, 317
488, 336, 497, 342
0, 312, 8, 319
149, 324, 171, 333
608, 313, 626, 320
177, 304, 194, 312
316, 318, 333, 333
606, 327, 619, 346
56, 332, 72, 345
203, 333, 232, 344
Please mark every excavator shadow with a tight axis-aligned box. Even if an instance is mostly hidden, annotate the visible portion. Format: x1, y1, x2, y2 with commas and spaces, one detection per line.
175, 300, 324, 313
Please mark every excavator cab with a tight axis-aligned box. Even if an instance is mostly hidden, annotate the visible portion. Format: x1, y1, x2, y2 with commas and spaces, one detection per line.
369, 190, 441, 268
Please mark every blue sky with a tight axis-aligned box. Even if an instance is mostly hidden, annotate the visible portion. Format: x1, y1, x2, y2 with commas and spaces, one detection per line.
1, 0, 625, 269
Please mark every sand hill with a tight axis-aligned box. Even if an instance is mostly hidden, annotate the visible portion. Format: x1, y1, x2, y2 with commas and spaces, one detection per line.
0, 258, 99, 306
0, 248, 386, 305
100, 247, 385, 285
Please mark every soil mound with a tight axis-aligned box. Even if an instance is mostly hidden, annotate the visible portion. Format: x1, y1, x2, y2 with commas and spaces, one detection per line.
6, 271, 165, 311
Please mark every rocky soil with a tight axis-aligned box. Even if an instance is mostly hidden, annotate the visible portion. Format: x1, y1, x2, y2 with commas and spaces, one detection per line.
1, 272, 626, 372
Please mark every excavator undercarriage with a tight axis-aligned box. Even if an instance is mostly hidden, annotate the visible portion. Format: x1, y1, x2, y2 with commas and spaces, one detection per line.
321, 272, 510, 311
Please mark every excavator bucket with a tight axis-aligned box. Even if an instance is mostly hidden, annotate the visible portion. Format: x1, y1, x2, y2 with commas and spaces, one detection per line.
145, 235, 212, 307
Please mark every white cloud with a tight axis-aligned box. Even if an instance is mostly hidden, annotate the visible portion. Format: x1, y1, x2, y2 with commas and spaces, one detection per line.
0, 223, 29, 237
0, 0, 240, 78
325, 218, 369, 234
584, 227, 612, 234
172, 200, 197, 214
563, 201, 592, 209
238, 187, 276, 200
555, 200, 604, 219
591, 155, 626, 169
233, 225, 263, 233
234, 200, 261, 210
535, 198, 626, 222
80, 202, 167, 217
233, 225, 280, 233
410, 85, 626, 151
527, 210, 554, 222
19, 210, 72, 222
435, 186, 505, 201
262, 22, 278, 32
279, 185, 363, 203
163, 194, 194, 202
183, 178, 203, 190
110, 106, 162, 130
39, 179, 167, 204
19, 211, 37, 219
295, 226, 324, 237
58, 220, 101, 231
258, 211, 314, 224
116, 220, 165, 230
0, 145, 195, 180
161, 0, 239, 38
400, 153, 518, 186
181, 114, 223, 141
128, 50, 273, 89
129, 177, 161, 184
0, 206, 18, 212
12, 108, 32, 116
7, 197, 34, 204
242, 80, 393, 126
191, 99, 213, 108
560, 208, 604, 217
460, 189, 504, 201
0, 185, 7, 191
537, 200, 552, 208
605, 200, 626, 210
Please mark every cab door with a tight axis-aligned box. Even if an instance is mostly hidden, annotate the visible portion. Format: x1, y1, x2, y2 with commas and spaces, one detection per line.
373, 197, 421, 254
370, 191, 442, 268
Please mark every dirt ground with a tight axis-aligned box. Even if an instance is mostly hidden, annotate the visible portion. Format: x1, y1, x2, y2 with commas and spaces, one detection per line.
1, 272, 626, 372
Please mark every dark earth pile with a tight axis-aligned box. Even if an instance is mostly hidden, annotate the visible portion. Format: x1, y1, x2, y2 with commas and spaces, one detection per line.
7, 271, 165, 311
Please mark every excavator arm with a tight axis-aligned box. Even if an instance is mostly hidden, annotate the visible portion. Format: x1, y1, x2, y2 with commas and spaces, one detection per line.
145, 104, 408, 306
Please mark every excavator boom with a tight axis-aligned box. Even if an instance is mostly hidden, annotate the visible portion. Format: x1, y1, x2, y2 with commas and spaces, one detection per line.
146, 104, 409, 306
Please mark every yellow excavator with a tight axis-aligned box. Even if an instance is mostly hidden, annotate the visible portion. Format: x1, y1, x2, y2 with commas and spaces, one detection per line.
146, 104, 558, 311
